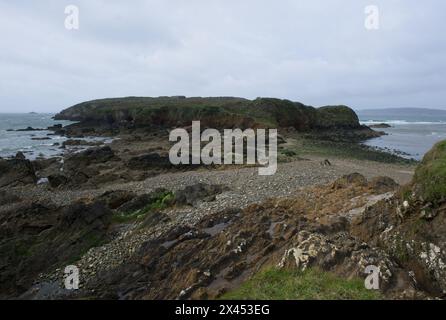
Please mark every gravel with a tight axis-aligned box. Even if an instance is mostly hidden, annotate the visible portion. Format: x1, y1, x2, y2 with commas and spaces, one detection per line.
32, 156, 414, 285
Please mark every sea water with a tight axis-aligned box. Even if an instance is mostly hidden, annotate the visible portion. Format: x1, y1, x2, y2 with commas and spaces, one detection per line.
358, 109, 446, 160
0, 113, 110, 159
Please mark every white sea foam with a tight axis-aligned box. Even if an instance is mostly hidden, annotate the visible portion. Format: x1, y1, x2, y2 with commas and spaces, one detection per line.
361, 120, 446, 125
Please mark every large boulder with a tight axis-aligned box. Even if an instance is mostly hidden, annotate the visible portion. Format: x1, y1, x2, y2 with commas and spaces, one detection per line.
0, 158, 37, 188
332, 173, 368, 189
368, 176, 399, 193
64, 146, 118, 170
174, 183, 227, 206
50, 146, 120, 188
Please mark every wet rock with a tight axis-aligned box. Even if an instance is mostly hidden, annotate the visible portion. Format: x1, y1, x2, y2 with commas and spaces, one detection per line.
31, 137, 51, 141
62, 139, 102, 148
15, 127, 45, 132
15, 152, 26, 160
47, 124, 63, 131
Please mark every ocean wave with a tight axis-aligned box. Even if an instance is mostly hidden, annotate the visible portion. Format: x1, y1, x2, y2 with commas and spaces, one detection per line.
361, 120, 446, 125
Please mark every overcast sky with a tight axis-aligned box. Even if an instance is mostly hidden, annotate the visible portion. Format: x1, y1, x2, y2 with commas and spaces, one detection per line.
1, 0, 445, 113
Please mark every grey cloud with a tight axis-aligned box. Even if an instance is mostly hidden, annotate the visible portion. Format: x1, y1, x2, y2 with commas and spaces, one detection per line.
0, 0, 445, 112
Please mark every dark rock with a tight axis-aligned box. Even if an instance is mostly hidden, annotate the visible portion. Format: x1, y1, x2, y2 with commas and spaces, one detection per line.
89, 172, 122, 186
15, 152, 26, 160
140, 211, 171, 229
60, 146, 120, 186
332, 173, 368, 189
48, 174, 69, 188
0, 190, 21, 206
65, 146, 118, 169
127, 153, 173, 170
369, 123, 392, 129
174, 183, 227, 206
368, 176, 399, 193
47, 124, 62, 130
32, 158, 62, 177
98, 190, 136, 210
31, 137, 51, 141
0, 200, 112, 297
116, 188, 169, 213
0, 158, 37, 188
15, 127, 45, 132
62, 139, 102, 148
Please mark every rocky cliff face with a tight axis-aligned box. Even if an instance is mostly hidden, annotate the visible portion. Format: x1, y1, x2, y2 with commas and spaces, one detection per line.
55, 96, 363, 132
352, 141, 446, 296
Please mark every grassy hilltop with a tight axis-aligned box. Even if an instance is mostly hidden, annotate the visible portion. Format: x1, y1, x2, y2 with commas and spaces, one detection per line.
55, 96, 361, 130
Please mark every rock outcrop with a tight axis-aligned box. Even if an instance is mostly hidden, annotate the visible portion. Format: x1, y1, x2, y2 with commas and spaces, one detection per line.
0, 200, 112, 297
351, 141, 446, 296
54, 96, 369, 135
0, 157, 37, 188
55, 173, 408, 300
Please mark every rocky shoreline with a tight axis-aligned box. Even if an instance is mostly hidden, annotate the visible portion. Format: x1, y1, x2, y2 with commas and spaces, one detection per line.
2, 97, 444, 300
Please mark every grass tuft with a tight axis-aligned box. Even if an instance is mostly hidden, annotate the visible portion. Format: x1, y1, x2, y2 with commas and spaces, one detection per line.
220, 267, 382, 300
112, 191, 174, 224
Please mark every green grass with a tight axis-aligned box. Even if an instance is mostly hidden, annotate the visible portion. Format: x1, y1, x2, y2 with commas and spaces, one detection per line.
111, 191, 174, 224
220, 267, 382, 300
413, 140, 446, 205
281, 149, 297, 157
57, 96, 362, 131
